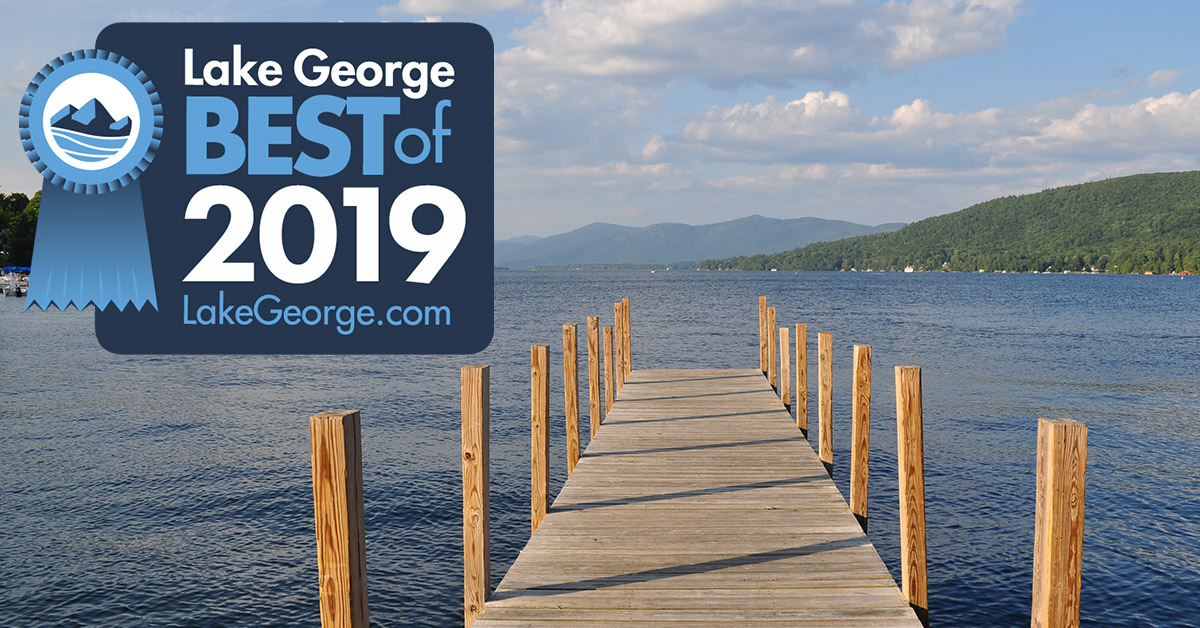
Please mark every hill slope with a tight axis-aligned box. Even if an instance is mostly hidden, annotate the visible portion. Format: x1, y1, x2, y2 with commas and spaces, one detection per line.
700, 171, 1200, 274
496, 215, 902, 268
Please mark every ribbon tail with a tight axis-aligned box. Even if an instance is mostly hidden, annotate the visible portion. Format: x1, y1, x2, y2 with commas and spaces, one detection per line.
27, 183, 158, 312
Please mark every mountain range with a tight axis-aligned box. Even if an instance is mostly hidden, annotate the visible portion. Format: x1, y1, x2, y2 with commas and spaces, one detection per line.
495, 215, 903, 268
50, 99, 130, 137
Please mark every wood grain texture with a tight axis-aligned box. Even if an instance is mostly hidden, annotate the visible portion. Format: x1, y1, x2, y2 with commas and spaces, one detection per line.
614, 302, 625, 395
818, 332, 833, 475
623, 298, 631, 377
462, 366, 491, 627
796, 324, 808, 436
779, 327, 791, 412
603, 326, 614, 414
850, 345, 871, 532
759, 297, 768, 374
894, 367, 928, 627
309, 410, 369, 628
474, 369, 923, 628
767, 307, 778, 391
564, 324, 581, 475
532, 345, 550, 533
587, 317, 601, 438
1031, 418, 1088, 628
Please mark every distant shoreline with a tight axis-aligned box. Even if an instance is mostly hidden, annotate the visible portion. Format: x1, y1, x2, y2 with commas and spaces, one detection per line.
502, 266, 1189, 276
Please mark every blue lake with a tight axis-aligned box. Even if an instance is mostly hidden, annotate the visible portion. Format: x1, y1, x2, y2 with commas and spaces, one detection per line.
2, 271, 1198, 626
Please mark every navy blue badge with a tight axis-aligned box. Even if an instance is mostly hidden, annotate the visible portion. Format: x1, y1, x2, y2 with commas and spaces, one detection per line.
19, 24, 494, 354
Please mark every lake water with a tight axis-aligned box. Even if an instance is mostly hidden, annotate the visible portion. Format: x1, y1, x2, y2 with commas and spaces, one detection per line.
2, 271, 1198, 627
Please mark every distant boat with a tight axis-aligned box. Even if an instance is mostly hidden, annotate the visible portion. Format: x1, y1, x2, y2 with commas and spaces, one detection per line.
1, 267, 29, 297
770, 268, 778, 272
903, 266, 915, 273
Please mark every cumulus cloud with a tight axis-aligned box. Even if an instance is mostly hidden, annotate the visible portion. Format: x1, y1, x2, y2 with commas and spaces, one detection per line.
997, 89, 1200, 158
654, 88, 1200, 172
1146, 67, 1190, 88
499, 0, 1023, 88
659, 91, 1007, 168
491, 0, 1024, 166
885, 0, 1021, 69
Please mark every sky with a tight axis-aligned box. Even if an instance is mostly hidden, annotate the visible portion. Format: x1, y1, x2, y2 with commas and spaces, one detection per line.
3, 1, 1199, 239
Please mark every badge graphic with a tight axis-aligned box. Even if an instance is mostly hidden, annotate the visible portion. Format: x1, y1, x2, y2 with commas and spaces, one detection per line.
19, 49, 162, 311
17, 24, 493, 354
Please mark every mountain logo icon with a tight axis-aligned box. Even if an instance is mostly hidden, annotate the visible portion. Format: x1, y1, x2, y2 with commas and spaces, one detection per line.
38, 72, 142, 172
51, 98, 132, 138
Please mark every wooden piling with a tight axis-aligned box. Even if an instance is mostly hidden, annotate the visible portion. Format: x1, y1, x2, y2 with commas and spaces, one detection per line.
1031, 418, 1088, 628
563, 324, 581, 475
461, 366, 490, 628
623, 297, 631, 377
850, 345, 871, 532
531, 345, 550, 533
309, 409, 369, 628
603, 326, 614, 413
818, 332, 833, 476
767, 307, 778, 392
779, 327, 791, 412
614, 302, 625, 394
796, 323, 808, 437
759, 297, 768, 374
895, 366, 928, 627
587, 316, 601, 438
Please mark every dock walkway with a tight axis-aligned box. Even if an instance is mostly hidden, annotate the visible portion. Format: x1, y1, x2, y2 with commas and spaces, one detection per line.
474, 368, 924, 627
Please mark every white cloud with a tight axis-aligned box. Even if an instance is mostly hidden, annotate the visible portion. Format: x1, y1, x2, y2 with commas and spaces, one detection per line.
681, 92, 857, 142
494, 73, 660, 164
997, 89, 1200, 158
378, 0, 531, 16
654, 88, 1200, 173
498, 0, 1024, 89
711, 164, 831, 189
1146, 67, 1190, 88
885, 0, 1021, 69
491, 0, 1024, 167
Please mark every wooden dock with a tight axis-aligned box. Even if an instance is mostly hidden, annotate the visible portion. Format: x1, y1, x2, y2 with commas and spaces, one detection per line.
307, 296, 1088, 628
473, 368, 924, 627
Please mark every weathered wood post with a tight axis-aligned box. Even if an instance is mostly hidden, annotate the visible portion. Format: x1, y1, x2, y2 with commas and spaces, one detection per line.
563, 324, 581, 475
759, 296, 768, 375
796, 323, 808, 437
623, 297, 631, 377
531, 345, 550, 533
461, 366, 490, 628
587, 316, 601, 437
309, 410, 369, 628
850, 345, 871, 532
895, 366, 928, 627
614, 301, 625, 394
779, 326, 791, 412
818, 332, 833, 476
603, 325, 614, 413
1031, 418, 1088, 628
767, 307, 778, 392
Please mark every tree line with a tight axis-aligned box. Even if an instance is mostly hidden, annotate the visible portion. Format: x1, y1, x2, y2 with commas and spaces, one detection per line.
700, 171, 1200, 274
0, 191, 39, 267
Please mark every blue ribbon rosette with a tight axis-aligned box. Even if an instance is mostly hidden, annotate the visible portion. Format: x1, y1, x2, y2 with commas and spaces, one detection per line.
18, 49, 163, 311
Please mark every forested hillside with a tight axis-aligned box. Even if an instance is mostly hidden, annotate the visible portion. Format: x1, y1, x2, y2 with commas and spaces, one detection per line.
701, 172, 1200, 274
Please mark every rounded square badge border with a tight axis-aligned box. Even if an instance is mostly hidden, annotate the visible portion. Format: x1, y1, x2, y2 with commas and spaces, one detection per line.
91, 22, 494, 355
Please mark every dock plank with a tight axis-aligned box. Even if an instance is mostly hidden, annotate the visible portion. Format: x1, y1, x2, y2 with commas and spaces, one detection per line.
474, 369, 923, 627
